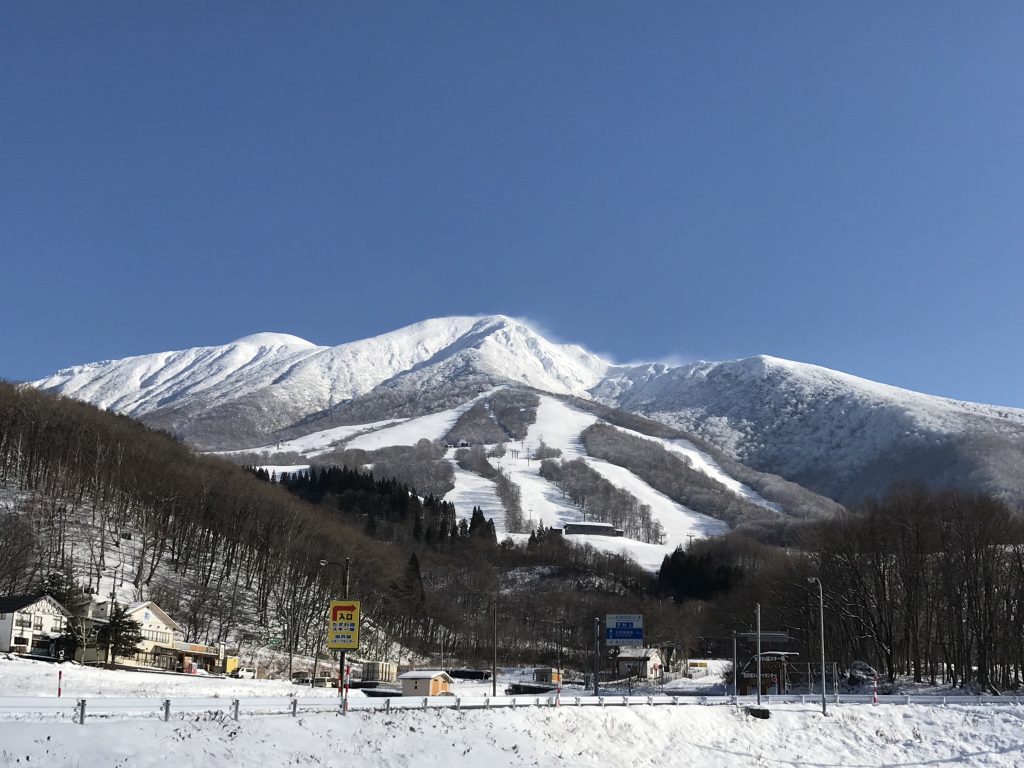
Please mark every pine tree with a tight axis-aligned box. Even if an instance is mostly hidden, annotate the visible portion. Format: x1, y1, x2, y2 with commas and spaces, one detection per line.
97, 605, 144, 665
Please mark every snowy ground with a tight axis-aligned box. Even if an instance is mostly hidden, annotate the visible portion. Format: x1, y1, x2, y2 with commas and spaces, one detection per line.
2, 701, 1022, 766
4, 658, 1021, 766
0, 656, 345, 699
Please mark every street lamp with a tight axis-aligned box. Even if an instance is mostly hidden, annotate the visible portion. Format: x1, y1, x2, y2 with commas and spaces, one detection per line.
807, 576, 827, 716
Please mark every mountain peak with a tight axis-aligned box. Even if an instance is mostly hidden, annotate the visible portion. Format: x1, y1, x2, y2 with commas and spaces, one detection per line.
231, 332, 318, 349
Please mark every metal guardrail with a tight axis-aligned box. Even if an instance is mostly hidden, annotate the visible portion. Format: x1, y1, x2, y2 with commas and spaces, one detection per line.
0, 692, 1019, 724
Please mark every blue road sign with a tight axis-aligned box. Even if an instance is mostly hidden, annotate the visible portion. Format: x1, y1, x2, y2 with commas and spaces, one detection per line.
605, 613, 644, 647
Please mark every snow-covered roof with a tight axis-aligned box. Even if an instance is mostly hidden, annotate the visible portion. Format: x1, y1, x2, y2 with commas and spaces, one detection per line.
0, 594, 72, 617
125, 601, 183, 632
617, 647, 661, 659
397, 670, 454, 681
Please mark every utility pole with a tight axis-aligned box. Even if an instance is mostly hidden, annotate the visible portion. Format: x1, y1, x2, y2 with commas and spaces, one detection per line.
593, 617, 601, 696
341, 558, 350, 712
755, 603, 762, 706
808, 576, 828, 716
557, 620, 563, 703
732, 630, 737, 697
492, 596, 498, 697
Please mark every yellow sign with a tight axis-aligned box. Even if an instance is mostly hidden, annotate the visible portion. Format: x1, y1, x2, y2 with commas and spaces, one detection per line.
327, 600, 360, 650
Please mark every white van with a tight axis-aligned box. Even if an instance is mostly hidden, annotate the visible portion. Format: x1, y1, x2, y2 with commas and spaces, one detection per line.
233, 667, 257, 679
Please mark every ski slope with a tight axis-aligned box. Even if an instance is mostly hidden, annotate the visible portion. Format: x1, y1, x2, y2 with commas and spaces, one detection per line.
346, 403, 475, 450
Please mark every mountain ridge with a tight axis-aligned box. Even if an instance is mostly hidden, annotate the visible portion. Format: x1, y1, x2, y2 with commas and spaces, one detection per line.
30, 314, 1024, 508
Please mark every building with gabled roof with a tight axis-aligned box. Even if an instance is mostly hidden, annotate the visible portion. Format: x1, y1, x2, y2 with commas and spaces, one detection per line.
614, 647, 663, 679
0, 594, 72, 656
397, 670, 454, 696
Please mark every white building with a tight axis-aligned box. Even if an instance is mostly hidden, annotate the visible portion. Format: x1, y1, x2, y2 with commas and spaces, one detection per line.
615, 647, 663, 680
397, 670, 455, 696
78, 598, 185, 670
0, 594, 72, 656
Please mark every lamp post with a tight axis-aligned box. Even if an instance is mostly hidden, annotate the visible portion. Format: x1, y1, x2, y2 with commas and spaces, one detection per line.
808, 576, 827, 716
492, 595, 498, 697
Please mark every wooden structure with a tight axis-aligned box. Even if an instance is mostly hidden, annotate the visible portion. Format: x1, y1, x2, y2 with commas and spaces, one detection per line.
397, 670, 455, 696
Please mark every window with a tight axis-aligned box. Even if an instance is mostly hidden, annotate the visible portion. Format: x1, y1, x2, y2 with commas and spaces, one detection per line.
142, 629, 170, 644
0, 612, 6, 620
33, 616, 43, 631
15, 614, 31, 629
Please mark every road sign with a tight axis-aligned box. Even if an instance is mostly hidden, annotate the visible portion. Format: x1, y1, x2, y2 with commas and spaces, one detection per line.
327, 599, 361, 650
605, 613, 643, 647
268, 636, 282, 647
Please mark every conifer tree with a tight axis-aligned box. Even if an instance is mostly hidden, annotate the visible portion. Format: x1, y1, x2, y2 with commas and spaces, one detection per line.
97, 605, 144, 666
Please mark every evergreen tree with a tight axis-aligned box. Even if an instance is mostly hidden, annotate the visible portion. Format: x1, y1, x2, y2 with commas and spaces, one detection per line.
468, 507, 487, 538
97, 605, 144, 665
401, 553, 426, 606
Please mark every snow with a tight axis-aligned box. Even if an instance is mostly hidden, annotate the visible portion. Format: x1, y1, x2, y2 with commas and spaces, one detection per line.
598, 425, 780, 512
494, 397, 727, 560
563, 534, 672, 571
581, 457, 729, 543
32, 315, 612, 423
346, 402, 477, 450
443, 460, 505, 524
2, 696, 1023, 766
5, 657, 1023, 768
219, 419, 407, 458
432, 395, 736, 567
0, 657, 342, 700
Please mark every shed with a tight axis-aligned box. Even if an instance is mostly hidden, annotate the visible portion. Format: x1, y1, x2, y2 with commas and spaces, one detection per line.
397, 670, 455, 697
615, 647, 663, 680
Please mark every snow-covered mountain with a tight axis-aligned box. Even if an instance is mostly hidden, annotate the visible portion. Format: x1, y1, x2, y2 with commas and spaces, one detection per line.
31, 314, 1024, 509
35, 316, 609, 450
595, 355, 1024, 506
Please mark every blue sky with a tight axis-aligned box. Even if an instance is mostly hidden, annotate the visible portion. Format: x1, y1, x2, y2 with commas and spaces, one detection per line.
3, 2, 1022, 406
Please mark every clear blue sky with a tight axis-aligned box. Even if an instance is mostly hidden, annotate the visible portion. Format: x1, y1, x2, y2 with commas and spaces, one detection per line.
3, 2, 1022, 406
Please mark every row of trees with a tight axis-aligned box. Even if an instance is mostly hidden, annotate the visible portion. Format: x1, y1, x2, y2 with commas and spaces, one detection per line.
580, 423, 776, 530
539, 458, 666, 544
453, 445, 525, 532
672, 488, 1024, 691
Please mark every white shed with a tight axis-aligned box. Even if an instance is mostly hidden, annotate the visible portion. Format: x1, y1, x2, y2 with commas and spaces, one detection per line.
397, 670, 455, 696
615, 647, 663, 680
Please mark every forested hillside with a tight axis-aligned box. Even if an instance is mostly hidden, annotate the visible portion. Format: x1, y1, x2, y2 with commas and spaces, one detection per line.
0, 383, 687, 670
667, 487, 1024, 692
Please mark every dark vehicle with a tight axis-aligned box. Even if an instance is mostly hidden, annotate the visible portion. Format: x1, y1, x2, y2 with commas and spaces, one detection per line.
506, 682, 556, 695
362, 687, 402, 698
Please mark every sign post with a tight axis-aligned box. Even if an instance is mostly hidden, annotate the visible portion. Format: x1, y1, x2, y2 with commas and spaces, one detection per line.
605, 614, 644, 647
327, 599, 360, 715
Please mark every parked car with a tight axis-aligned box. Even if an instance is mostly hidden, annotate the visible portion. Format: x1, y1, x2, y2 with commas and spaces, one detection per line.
231, 667, 257, 679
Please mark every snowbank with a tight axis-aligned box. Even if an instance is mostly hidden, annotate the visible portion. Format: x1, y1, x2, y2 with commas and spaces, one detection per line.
1, 702, 1022, 766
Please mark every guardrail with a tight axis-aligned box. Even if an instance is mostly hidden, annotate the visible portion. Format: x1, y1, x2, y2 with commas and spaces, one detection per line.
0, 692, 1019, 724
